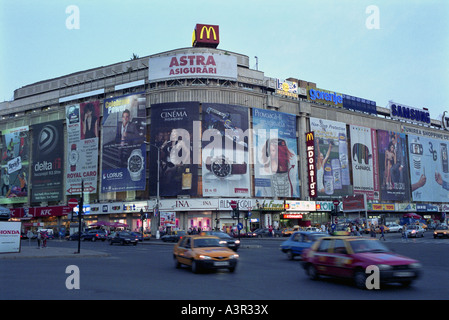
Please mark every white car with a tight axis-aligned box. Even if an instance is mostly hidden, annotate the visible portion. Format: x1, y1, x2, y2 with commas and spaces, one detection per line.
387, 223, 403, 233
405, 225, 425, 238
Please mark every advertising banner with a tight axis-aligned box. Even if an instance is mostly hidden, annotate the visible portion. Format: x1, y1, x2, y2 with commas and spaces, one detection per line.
101, 93, 146, 192
350, 125, 379, 201
408, 134, 449, 202
0, 221, 21, 253
252, 108, 299, 197
31, 120, 64, 202
377, 130, 410, 201
149, 102, 200, 197
65, 101, 100, 195
148, 53, 237, 82
309, 118, 351, 197
202, 103, 250, 197
0, 126, 29, 204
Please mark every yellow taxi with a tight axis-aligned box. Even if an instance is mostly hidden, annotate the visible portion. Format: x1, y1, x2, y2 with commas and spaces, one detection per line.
433, 225, 449, 238
173, 235, 239, 273
282, 225, 300, 237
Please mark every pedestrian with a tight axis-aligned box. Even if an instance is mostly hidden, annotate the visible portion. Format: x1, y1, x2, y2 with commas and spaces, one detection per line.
370, 225, 376, 238
402, 224, 408, 242
379, 224, 386, 241
37, 230, 41, 249
42, 231, 47, 248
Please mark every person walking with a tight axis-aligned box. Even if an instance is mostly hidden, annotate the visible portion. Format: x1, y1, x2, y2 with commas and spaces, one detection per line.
379, 224, 386, 241
402, 224, 408, 242
37, 231, 41, 249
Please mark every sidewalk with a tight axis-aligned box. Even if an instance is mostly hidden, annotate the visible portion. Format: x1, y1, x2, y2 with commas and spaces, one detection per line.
0, 244, 110, 260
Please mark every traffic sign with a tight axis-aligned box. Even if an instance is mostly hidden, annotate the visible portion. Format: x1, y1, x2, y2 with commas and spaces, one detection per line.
333, 199, 340, 206
230, 200, 238, 209
237, 223, 243, 230
68, 198, 78, 208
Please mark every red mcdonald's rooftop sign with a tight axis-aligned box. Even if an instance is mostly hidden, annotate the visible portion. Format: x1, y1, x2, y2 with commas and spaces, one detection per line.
192, 24, 219, 48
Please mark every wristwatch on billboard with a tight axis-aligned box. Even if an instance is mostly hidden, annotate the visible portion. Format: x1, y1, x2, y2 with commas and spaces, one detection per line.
205, 155, 247, 178
128, 149, 144, 181
69, 144, 79, 172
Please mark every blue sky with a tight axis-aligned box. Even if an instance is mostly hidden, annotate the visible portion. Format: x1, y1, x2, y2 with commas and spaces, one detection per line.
1, 0, 448, 120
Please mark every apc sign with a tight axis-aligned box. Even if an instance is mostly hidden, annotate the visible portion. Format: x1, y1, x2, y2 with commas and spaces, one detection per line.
192, 24, 219, 48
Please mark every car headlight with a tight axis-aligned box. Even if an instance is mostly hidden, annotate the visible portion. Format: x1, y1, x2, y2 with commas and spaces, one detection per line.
235, 240, 240, 244
219, 240, 227, 245
198, 255, 212, 260
377, 264, 393, 271
409, 263, 422, 269
229, 254, 239, 259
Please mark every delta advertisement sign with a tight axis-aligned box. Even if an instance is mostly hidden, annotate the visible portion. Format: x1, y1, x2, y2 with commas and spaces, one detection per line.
148, 53, 237, 82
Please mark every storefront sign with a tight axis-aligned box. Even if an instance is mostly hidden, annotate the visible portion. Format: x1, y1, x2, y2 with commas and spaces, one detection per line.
395, 203, 416, 212
159, 198, 218, 211
282, 214, 303, 219
253, 199, 284, 211
369, 203, 395, 211
10, 205, 72, 218
389, 101, 430, 125
285, 201, 316, 211
307, 87, 343, 107
219, 198, 254, 211
276, 79, 299, 98
416, 204, 439, 212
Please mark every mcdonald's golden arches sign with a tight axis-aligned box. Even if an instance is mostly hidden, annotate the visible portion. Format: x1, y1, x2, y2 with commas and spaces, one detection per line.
192, 24, 219, 48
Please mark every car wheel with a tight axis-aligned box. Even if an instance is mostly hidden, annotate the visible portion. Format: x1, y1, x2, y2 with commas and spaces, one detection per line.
191, 260, 200, 274
306, 264, 319, 280
229, 266, 236, 273
174, 256, 181, 269
354, 269, 367, 289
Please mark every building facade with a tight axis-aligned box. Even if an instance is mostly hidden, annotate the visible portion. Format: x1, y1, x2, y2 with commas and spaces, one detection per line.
1, 24, 448, 235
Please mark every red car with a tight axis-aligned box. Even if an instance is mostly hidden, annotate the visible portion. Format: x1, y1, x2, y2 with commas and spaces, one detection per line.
301, 236, 422, 289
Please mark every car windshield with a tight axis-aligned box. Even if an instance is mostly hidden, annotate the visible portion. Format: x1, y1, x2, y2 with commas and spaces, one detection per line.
407, 226, 418, 230
311, 233, 326, 241
193, 238, 222, 248
119, 232, 132, 236
437, 225, 448, 230
350, 239, 389, 253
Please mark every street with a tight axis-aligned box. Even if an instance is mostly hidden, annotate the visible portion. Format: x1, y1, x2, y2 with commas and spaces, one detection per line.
1, 232, 449, 302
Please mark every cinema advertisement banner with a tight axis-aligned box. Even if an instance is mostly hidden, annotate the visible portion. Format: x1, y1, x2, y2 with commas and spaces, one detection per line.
408, 134, 449, 202
377, 130, 410, 201
309, 118, 351, 197
0, 126, 29, 204
202, 103, 250, 197
149, 102, 200, 197
350, 125, 379, 201
31, 120, 64, 202
65, 101, 100, 195
148, 53, 237, 82
252, 108, 299, 198
101, 93, 146, 192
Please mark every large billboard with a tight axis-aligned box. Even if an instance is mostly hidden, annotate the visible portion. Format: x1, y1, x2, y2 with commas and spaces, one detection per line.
377, 130, 410, 201
310, 118, 352, 197
202, 103, 250, 197
350, 125, 379, 201
408, 134, 449, 202
149, 102, 200, 197
0, 126, 29, 204
148, 53, 237, 82
101, 93, 146, 192
252, 108, 299, 197
65, 101, 100, 195
31, 120, 64, 202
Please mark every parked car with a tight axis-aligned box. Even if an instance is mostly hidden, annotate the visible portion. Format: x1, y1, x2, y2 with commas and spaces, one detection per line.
433, 225, 449, 238
302, 236, 422, 289
67, 232, 81, 241
109, 231, 138, 245
81, 229, 107, 241
386, 223, 403, 233
203, 231, 240, 251
405, 225, 425, 238
173, 235, 239, 273
253, 228, 283, 238
280, 231, 326, 260
161, 230, 186, 242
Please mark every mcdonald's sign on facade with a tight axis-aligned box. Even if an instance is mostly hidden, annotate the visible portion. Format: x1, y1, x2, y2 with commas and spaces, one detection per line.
192, 24, 219, 48
306, 131, 317, 198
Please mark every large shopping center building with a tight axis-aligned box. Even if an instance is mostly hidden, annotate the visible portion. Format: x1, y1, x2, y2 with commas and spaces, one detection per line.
1, 24, 448, 235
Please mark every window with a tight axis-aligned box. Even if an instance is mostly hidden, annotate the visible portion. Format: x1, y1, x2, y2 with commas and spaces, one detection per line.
317, 239, 331, 252
333, 239, 347, 254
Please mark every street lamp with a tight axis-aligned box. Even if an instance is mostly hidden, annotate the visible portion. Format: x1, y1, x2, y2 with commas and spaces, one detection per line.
144, 141, 160, 238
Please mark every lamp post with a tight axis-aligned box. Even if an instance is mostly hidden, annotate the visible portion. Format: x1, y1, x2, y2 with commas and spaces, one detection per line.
145, 141, 160, 238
